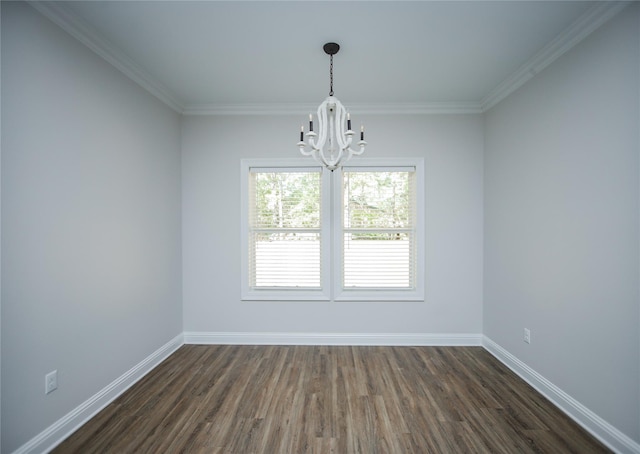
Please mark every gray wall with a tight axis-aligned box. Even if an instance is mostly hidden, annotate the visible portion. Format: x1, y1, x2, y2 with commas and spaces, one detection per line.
484, 3, 639, 442
182, 114, 484, 334
2, 0, 639, 451
1, 3, 183, 451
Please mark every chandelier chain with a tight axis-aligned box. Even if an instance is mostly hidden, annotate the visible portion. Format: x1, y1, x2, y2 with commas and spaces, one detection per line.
329, 54, 334, 96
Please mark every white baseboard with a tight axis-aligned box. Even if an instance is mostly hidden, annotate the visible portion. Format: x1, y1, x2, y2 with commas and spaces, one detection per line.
13, 333, 184, 454
183, 331, 482, 346
15, 332, 637, 454
483, 336, 640, 454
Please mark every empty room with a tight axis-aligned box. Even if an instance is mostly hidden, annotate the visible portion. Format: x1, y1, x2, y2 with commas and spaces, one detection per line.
1, 1, 639, 453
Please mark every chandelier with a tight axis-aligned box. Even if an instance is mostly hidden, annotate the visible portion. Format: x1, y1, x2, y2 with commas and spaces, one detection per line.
297, 43, 366, 171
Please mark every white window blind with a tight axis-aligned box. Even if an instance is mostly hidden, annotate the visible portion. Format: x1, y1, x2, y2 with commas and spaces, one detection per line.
248, 169, 322, 289
342, 169, 416, 289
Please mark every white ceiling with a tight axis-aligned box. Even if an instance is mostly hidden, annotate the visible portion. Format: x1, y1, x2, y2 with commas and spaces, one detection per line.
34, 1, 628, 113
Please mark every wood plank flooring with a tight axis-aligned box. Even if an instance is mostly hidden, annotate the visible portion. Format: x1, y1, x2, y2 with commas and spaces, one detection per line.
52, 345, 611, 453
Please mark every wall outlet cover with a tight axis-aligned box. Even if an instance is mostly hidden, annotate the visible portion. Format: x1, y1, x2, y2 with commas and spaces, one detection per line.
45, 370, 58, 394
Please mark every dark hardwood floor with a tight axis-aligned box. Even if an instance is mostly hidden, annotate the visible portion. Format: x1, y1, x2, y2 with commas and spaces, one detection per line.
52, 345, 611, 453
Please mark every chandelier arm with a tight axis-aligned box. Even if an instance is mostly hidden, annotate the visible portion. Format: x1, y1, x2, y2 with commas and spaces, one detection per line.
303, 129, 319, 154
314, 100, 329, 153
298, 145, 314, 157
349, 140, 367, 157
308, 135, 319, 152
346, 146, 362, 158
333, 99, 351, 152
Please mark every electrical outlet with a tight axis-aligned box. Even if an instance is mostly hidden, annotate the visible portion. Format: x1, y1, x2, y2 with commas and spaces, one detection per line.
524, 328, 531, 344
45, 370, 58, 394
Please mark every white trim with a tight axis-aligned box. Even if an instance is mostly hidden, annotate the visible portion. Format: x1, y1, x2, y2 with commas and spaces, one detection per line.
182, 102, 483, 116
11, 334, 637, 453
481, 1, 632, 112
12, 334, 184, 454
240, 158, 425, 302
26, 1, 629, 117
483, 336, 640, 454
184, 331, 482, 346
26, 1, 183, 113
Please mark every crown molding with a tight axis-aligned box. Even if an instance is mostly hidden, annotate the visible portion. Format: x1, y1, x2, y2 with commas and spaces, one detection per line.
27, 1, 184, 113
26, 1, 479, 117
182, 102, 483, 116
27, 0, 630, 117
481, 1, 632, 112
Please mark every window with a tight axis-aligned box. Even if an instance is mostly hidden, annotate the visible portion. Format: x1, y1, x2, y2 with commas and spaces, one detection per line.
337, 167, 418, 299
241, 158, 424, 301
248, 168, 323, 289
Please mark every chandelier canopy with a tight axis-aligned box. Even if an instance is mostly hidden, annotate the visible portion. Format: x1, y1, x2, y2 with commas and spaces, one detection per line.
297, 43, 366, 171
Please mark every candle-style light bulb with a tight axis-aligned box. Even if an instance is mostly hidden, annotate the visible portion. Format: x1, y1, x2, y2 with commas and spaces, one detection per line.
300, 125, 304, 142
309, 114, 313, 132
347, 113, 352, 131
360, 125, 365, 141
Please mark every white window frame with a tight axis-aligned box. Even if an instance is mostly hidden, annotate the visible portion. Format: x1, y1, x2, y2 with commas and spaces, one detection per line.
240, 158, 424, 302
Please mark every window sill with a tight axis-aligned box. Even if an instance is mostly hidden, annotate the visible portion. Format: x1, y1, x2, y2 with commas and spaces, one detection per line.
241, 289, 424, 302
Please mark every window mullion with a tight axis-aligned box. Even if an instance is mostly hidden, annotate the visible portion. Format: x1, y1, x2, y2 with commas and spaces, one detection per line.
322, 167, 334, 299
